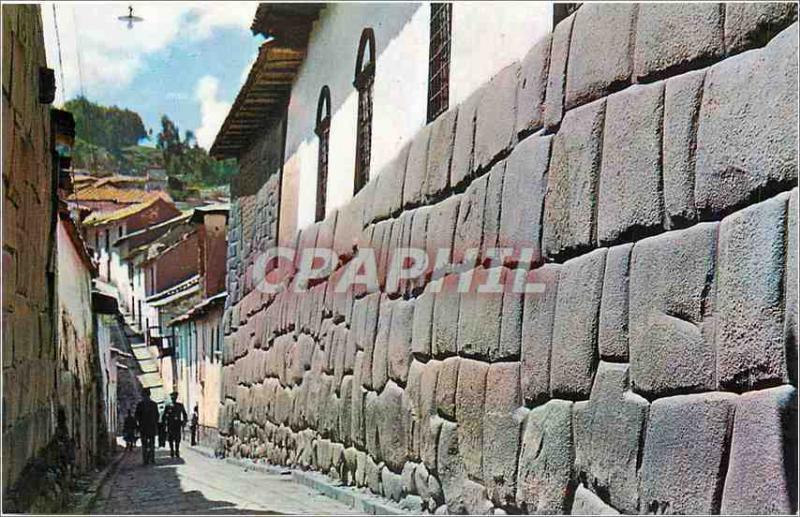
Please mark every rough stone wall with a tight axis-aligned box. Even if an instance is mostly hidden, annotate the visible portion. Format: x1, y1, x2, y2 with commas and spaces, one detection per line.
2, 4, 60, 493
220, 4, 798, 515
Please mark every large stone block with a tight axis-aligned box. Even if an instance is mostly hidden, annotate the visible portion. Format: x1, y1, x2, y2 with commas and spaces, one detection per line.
634, 3, 724, 81
388, 299, 414, 385
542, 99, 605, 261
598, 243, 632, 361
716, 194, 789, 390
521, 264, 561, 404
721, 385, 797, 515
453, 174, 487, 264
404, 124, 432, 209
457, 267, 503, 360
378, 381, 408, 472
662, 69, 704, 229
426, 195, 461, 268
550, 249, 606, 398
565, 3, 636, 110
454, 358, 488, 480
450, 87, 483, 189
629, 223, 718, 397
598, 82, 664, 246
411, 288, 434, 359
481, 160, 505, 257
725, 2, 798, 55
436, 356, 459, 421
498, 135, 551, 266
573, 363, 648, 513
372, 143, 409, 221
497, 290, 522, 362
436, 421, 493, 515
432, 276, 460, 358
371, 296, 392, 392
516, 34, 551, 137
543, 12, 576, 131
516, 399, 574, 514
426, 108, 458, 200
483, 362, 521, 506
640, 392, 736, 515
695, 23, 798, 217
474, 63, 519, 172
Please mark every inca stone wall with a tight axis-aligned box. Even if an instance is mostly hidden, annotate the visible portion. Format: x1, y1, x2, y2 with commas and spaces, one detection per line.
220, 4, 799, 514
2, 4, 59, 492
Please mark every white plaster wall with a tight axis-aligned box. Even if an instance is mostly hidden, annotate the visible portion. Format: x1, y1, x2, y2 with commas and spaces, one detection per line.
284, 2, 553, 233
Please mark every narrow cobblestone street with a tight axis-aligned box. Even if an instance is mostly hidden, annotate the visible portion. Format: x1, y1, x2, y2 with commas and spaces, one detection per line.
91, 445, 359, 515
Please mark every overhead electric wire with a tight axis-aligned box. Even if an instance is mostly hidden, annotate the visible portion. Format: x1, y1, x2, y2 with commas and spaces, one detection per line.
51, 4, 67, 106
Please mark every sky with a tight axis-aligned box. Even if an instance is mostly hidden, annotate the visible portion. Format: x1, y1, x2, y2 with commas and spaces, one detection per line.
42, 2, 264, 150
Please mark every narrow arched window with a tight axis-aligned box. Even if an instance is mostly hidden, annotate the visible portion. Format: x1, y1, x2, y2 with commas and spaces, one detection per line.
315, 86, 332, 222
353, 28, 375, 195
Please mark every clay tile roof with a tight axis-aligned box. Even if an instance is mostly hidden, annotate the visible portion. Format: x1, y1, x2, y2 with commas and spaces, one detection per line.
74, 185, 167, 205
83, 194, 172, 227
210, 4, 324, 159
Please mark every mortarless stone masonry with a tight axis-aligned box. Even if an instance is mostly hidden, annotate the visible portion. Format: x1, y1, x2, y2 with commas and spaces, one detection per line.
219, 6, 799, 514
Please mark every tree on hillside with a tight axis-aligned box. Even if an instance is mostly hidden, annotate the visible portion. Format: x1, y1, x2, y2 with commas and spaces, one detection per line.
65, 97, 147, 157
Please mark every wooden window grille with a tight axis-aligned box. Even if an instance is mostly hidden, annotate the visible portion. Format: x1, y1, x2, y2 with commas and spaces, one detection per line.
427, 3, 452, 123
353, 28, 375, 195
315, 86, 332, 222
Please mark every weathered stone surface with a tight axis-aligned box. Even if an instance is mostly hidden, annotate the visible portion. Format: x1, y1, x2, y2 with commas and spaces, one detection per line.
365, 455, 382, 495
404, 124, 432, 209
516, 400, 574, 514
481, 161, 505, 257
458, 268, 503, 360
598, 244, 632, 361
436, 356, 459, 420
565, 3, 636, 110
371, 143, 409, 222
787, 189, 798, 384
721, 385, 797, 515
663, 69, 703, 229
497, 290, 522, 362
550, 249, 606, 398
451, 87, 483, 188
474, 63, 519, 172
571, 485, 619, 515
411, 288, 434, 359
516, 34, 551, 136
426, 108, 458, 200
388, 299, 414, 385
453, 174, 487, 264
371, 296, 392, 392
364, 390, 380, 459
381, 465, 404, 501
432, 276, 460, 358
717, 194, 788, 390
573, 363, 648, 513
483, 362, 521, 506
634, 3, 723, 81
695, 23, 798, 216
436, 421, 492, 515
426, 196, 461, 268
378, 381, 407, 472
543, 12, 576, 131
640, 392, 736, 515
542, 99, 605, 260
629, 223, 718, 397
455, 358, 488, 480
498, 135, 551, 265
521, 264, 561, 404
598, 82, 664, 246
725, 2, 798, 55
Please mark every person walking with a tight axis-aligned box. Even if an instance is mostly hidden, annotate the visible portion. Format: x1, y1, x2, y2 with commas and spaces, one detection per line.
134, 388, 159, 465
190, 405, 199, 446
122, 409, 138, 450
163, 392, 188, 458
158, 410, 167, 449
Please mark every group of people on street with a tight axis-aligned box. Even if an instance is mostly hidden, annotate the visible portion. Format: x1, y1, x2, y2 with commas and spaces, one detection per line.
122, 388, 199, 465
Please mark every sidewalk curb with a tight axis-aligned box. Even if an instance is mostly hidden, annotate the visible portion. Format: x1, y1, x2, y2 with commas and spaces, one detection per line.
186, 446, 408, 515
71, 448, 126, 514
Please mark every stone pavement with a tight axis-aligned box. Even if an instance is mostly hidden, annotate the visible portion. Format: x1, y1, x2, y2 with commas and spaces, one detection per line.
90, 445, 360, 515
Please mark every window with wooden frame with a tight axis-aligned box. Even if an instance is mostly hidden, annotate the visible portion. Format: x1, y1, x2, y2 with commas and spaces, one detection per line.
427, 3, 452, 123
353, 28, 375, 195
315, 85, 332, 222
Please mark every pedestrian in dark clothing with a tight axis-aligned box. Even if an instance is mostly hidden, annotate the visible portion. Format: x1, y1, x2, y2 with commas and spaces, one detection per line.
123, 410, 138, 450
158, 413, 167, 449
134, 388, 159, 465
190, 405, 199, 446
163, 392, 188, 458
